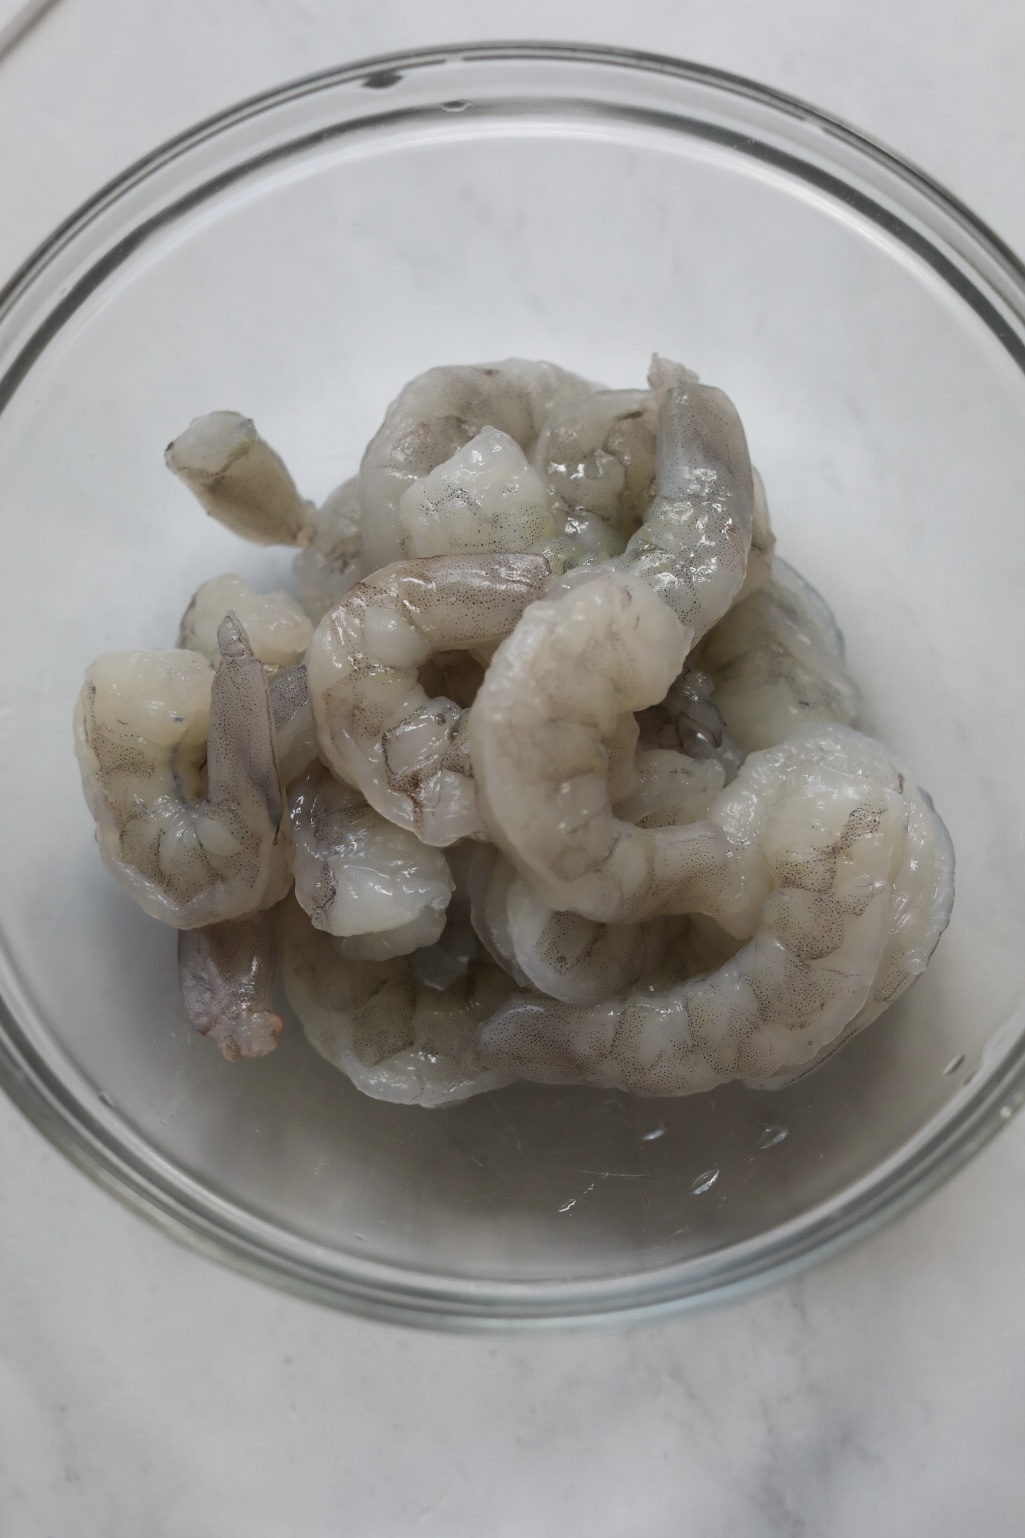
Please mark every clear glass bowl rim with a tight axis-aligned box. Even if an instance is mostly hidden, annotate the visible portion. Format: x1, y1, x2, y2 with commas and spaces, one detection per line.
2, 40, 1024, 1330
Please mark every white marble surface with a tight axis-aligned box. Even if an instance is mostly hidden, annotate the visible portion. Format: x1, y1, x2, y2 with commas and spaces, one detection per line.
2, 2, 1025, 1533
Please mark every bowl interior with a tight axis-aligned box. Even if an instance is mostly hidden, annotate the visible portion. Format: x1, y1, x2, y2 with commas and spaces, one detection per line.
1, 51, 1024, 1316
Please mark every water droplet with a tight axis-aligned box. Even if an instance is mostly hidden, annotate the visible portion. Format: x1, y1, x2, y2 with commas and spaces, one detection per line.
1000, 1105, 1014, 1121
441, 99, 471, 113
689, 1168, 719, 1196
758, 1125, 788, 1150
98, 1091, 115, 1108
943, 1054, 965, 1076
640, 1122, 666, 1142
558, 1198, 577, 1213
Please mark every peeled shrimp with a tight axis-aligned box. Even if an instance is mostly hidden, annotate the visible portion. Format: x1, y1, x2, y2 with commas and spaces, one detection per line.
533, 388, 657, 535
357, 358, 592, 570
178, 573, 312, 667
694, 558, 861, 751
289, 762, 453, 957
165, 412, 314, 546
620, 358, 755, 641
469, 567, 736, 925
398, 426, 562, 558
468, 844, 673, 1006
178, 908, 283, 1060
478, 725, 955, 1094
281, 898, 515, 1106
306, 552, 550, 845
74, 614, 290, 928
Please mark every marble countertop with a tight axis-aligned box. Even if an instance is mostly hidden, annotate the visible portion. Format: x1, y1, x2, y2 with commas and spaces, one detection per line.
2, 3, 1024, 1533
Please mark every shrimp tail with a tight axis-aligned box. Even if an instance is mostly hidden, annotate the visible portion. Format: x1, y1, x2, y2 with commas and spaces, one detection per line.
178, 908, 283, 1060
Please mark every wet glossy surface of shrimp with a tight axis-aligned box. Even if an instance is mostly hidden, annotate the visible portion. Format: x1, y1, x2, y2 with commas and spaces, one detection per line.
478, 725, 955, 1094
282, 899, 515, 1106
178, 574, 313, 668
306, 552, 550, 845
357, 358, 591, 570
74, 615, 290, 928
165, 411, 314, 546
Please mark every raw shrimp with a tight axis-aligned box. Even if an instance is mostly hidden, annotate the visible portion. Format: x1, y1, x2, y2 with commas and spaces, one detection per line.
693, 558, 861, 751
289, 762, 453, 957
614, 750, 726, 830
636, 661, 744, 781
74, 614, 290, 928
165, 411, 314, 546
358, 358, 592, 570
306, 552, 551, 845
469, 567, 735, 925
281, 898, 516, 1106
178, 908, 283, 1060
468, 844, 673, 1006
178, 573, 312, 667
533, 388, 658, 535
478, 725, 955, 1094
735, 467, 776, 602
293, 477, 366, 622
398, 426, 562, 558
620, 357, 755, 641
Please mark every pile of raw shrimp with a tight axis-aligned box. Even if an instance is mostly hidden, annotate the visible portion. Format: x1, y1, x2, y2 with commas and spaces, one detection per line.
74, 357, 954, 1106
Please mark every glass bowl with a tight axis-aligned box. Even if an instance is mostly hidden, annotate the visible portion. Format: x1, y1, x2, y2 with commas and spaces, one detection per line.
2, 43, 1023, 1328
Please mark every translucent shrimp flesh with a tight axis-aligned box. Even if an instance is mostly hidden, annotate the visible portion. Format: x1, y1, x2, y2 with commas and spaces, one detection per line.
165, 412, 314, 546
281, 898, 516, 1106
267, 663, 320, 787
74, 614, 291, 928
468, 843, 673, 1006
178, 574, 313, 667
357, 358, 592, 570
636, 662, 745, 782
178, 908, 283, 1060
306, 552, 551, 845
477, 725, 955, 1094
289, 762, 454, 957
619, 357, 755, 641
533, 387, 658, 535
694, 557, 861, 751
469, 567, 738, 925
398, 426, 562, 558
293, 477, 367, 622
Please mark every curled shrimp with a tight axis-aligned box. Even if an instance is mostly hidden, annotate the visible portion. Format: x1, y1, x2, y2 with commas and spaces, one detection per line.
281, 899, 515, 1106
533, 387, 658, 536
306, 552, 551, 846
468, 844, 673, 1006
357, 358, 591, 570
619, 357, 755, 642
468, 567, 736, 925
178, 574, 313, 667
178, 908, 283, 1060
289, 762, 454, 957
478, 725, 955, 1093
74, 614, 290, 927
693, 558, 861, 751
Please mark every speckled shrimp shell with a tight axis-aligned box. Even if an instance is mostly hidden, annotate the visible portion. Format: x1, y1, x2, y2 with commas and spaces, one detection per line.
306, 552, 551, 846
357, 358, 593, 570
74, 614, 291, 928
177, 907, 283, 1061
281, 898, 516, 1106
477, 725, 955, 1095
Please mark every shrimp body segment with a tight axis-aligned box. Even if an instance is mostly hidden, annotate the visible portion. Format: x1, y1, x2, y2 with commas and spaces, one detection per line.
74, 615, 291, 928
306, 553, 551, 845
621, 365, 755, 642
357, 358, 592, 570
165, 411, 314, 546
468, 568, 739, 925
282, 900, 515, 1106
478, 725, 955, 1094
289, 763, 454, 954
